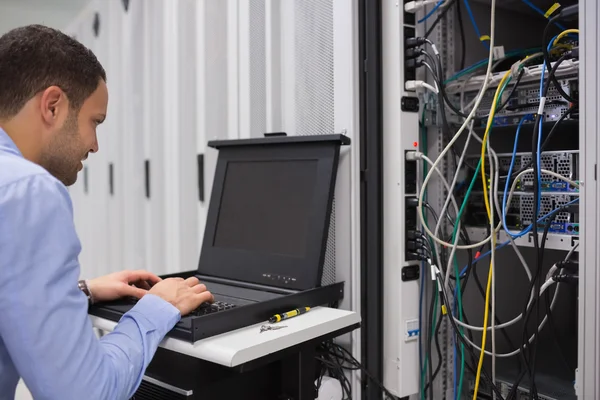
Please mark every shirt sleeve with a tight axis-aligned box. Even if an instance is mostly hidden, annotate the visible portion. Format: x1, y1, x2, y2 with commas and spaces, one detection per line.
0, 174, 181, 400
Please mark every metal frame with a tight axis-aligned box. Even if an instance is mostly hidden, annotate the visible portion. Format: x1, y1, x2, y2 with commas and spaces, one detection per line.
577, 1, 597, 398
358, 0, 384, 399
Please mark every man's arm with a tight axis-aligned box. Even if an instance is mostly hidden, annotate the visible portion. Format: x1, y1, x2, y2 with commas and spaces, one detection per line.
0, 174, 179, 400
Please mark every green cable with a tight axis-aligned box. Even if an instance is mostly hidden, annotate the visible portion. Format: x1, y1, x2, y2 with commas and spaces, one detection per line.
444, 47, 540, 84
420, 69, 512, 398
450, 75, 511, 398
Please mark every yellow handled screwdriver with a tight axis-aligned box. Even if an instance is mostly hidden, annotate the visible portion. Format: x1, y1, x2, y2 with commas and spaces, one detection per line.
269, 307, 310, 323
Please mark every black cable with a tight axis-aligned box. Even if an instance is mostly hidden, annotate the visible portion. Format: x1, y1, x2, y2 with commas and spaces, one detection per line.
509, 201, 574, 399
425, 0, 458, 38
519, 53, 571, 400
542, 15, 577, 104
529, 207, 557, 399
428, 51, 526, 122
423, 202, 440, 226
455, 0, 466, 71
503, 103, 577, 179
424, 312, 444, 393
325, 343, 400, 400
427, 280, 436, 400
544, 271, 575, 374
434, 272, 506, 400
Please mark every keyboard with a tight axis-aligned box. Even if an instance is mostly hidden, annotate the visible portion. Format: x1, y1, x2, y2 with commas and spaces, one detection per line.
190, 300, 237, 316
124, 297, 237, 316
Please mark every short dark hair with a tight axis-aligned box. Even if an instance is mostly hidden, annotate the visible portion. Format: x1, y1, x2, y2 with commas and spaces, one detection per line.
0, 24, 106, 119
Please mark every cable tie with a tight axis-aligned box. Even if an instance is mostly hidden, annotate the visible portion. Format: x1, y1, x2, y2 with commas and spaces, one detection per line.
544, 2, 561, 18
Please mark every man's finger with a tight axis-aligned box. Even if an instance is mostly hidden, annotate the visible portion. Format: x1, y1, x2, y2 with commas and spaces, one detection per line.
192, 284, 207, 294
128, 270, 162, 285
195, 291, 214, 304
185, 276, 200, 287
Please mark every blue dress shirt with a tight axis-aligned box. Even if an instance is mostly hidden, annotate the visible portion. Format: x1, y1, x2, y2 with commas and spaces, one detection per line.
0, 128, 181, 400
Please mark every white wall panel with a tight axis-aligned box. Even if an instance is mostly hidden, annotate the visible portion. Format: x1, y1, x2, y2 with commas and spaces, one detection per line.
177, 0, 200, 272
162, 0, 182, 274
105, 0, 124, 273
280, 0, 296, 136
265, 0, 283, 133
226, 0, 239, 141
86, 0, 109, 280
143, 0, 167, 276
197, 0, 229, 247
120, 0, 146, 272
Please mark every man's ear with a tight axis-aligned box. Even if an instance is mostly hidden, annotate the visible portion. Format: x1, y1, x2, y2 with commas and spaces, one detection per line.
39, 86, 68, 126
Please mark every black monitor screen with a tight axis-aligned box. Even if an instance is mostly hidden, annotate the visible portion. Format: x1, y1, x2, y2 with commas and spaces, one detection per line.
213, 159, 318, 257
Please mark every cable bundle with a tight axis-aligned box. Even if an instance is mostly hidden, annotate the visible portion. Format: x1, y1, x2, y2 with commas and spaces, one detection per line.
409, 2, 580, 399
315, 341, 400, 400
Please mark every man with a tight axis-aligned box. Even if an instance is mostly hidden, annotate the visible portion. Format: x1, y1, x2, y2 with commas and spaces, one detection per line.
0, 25, 213, 399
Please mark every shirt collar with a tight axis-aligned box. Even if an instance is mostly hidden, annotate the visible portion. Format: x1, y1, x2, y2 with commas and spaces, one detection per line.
0, 127, 23, 157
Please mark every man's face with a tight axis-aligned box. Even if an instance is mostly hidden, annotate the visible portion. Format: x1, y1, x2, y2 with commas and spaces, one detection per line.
40, 80, 108, 186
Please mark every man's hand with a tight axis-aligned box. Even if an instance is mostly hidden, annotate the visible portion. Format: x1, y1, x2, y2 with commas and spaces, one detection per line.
87, 270, 162, 303
148, 277, 214, 316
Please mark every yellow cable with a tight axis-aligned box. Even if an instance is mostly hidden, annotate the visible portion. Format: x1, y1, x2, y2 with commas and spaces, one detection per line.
479, 70, 512, 219
472, 68, 512, 400
553, 29, 579, 46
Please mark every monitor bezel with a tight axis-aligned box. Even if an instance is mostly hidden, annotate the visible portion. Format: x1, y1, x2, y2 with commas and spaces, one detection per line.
197, 136, 346, 291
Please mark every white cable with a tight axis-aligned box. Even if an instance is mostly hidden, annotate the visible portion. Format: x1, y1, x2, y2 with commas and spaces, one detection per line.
434, 121, 473, 289
487, 134, 497, 393
461, 241, 577, 357
452, 135, 534, 335
417, 0, 498, 250
406, 80, 439, 94
404, 0, 444, 13
462, 277, 559, 357
453, 166, 578, 333
422, 61, 440, 92
417, 154, 460, 219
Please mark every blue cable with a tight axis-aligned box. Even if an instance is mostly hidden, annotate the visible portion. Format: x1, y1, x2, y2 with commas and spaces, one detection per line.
502, 114, 534, 238
520, 0, 567, 31
418, 0, 444, 23
463, 0, 490, 50
459, 198, 580, 277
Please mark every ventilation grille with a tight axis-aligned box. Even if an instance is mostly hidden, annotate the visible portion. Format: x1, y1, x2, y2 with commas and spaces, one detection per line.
520, 152, 576, 186
293, 0, 336, 286
321, 199, 336, 286
294, 0, 334, 136
519, 194, 575, 224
